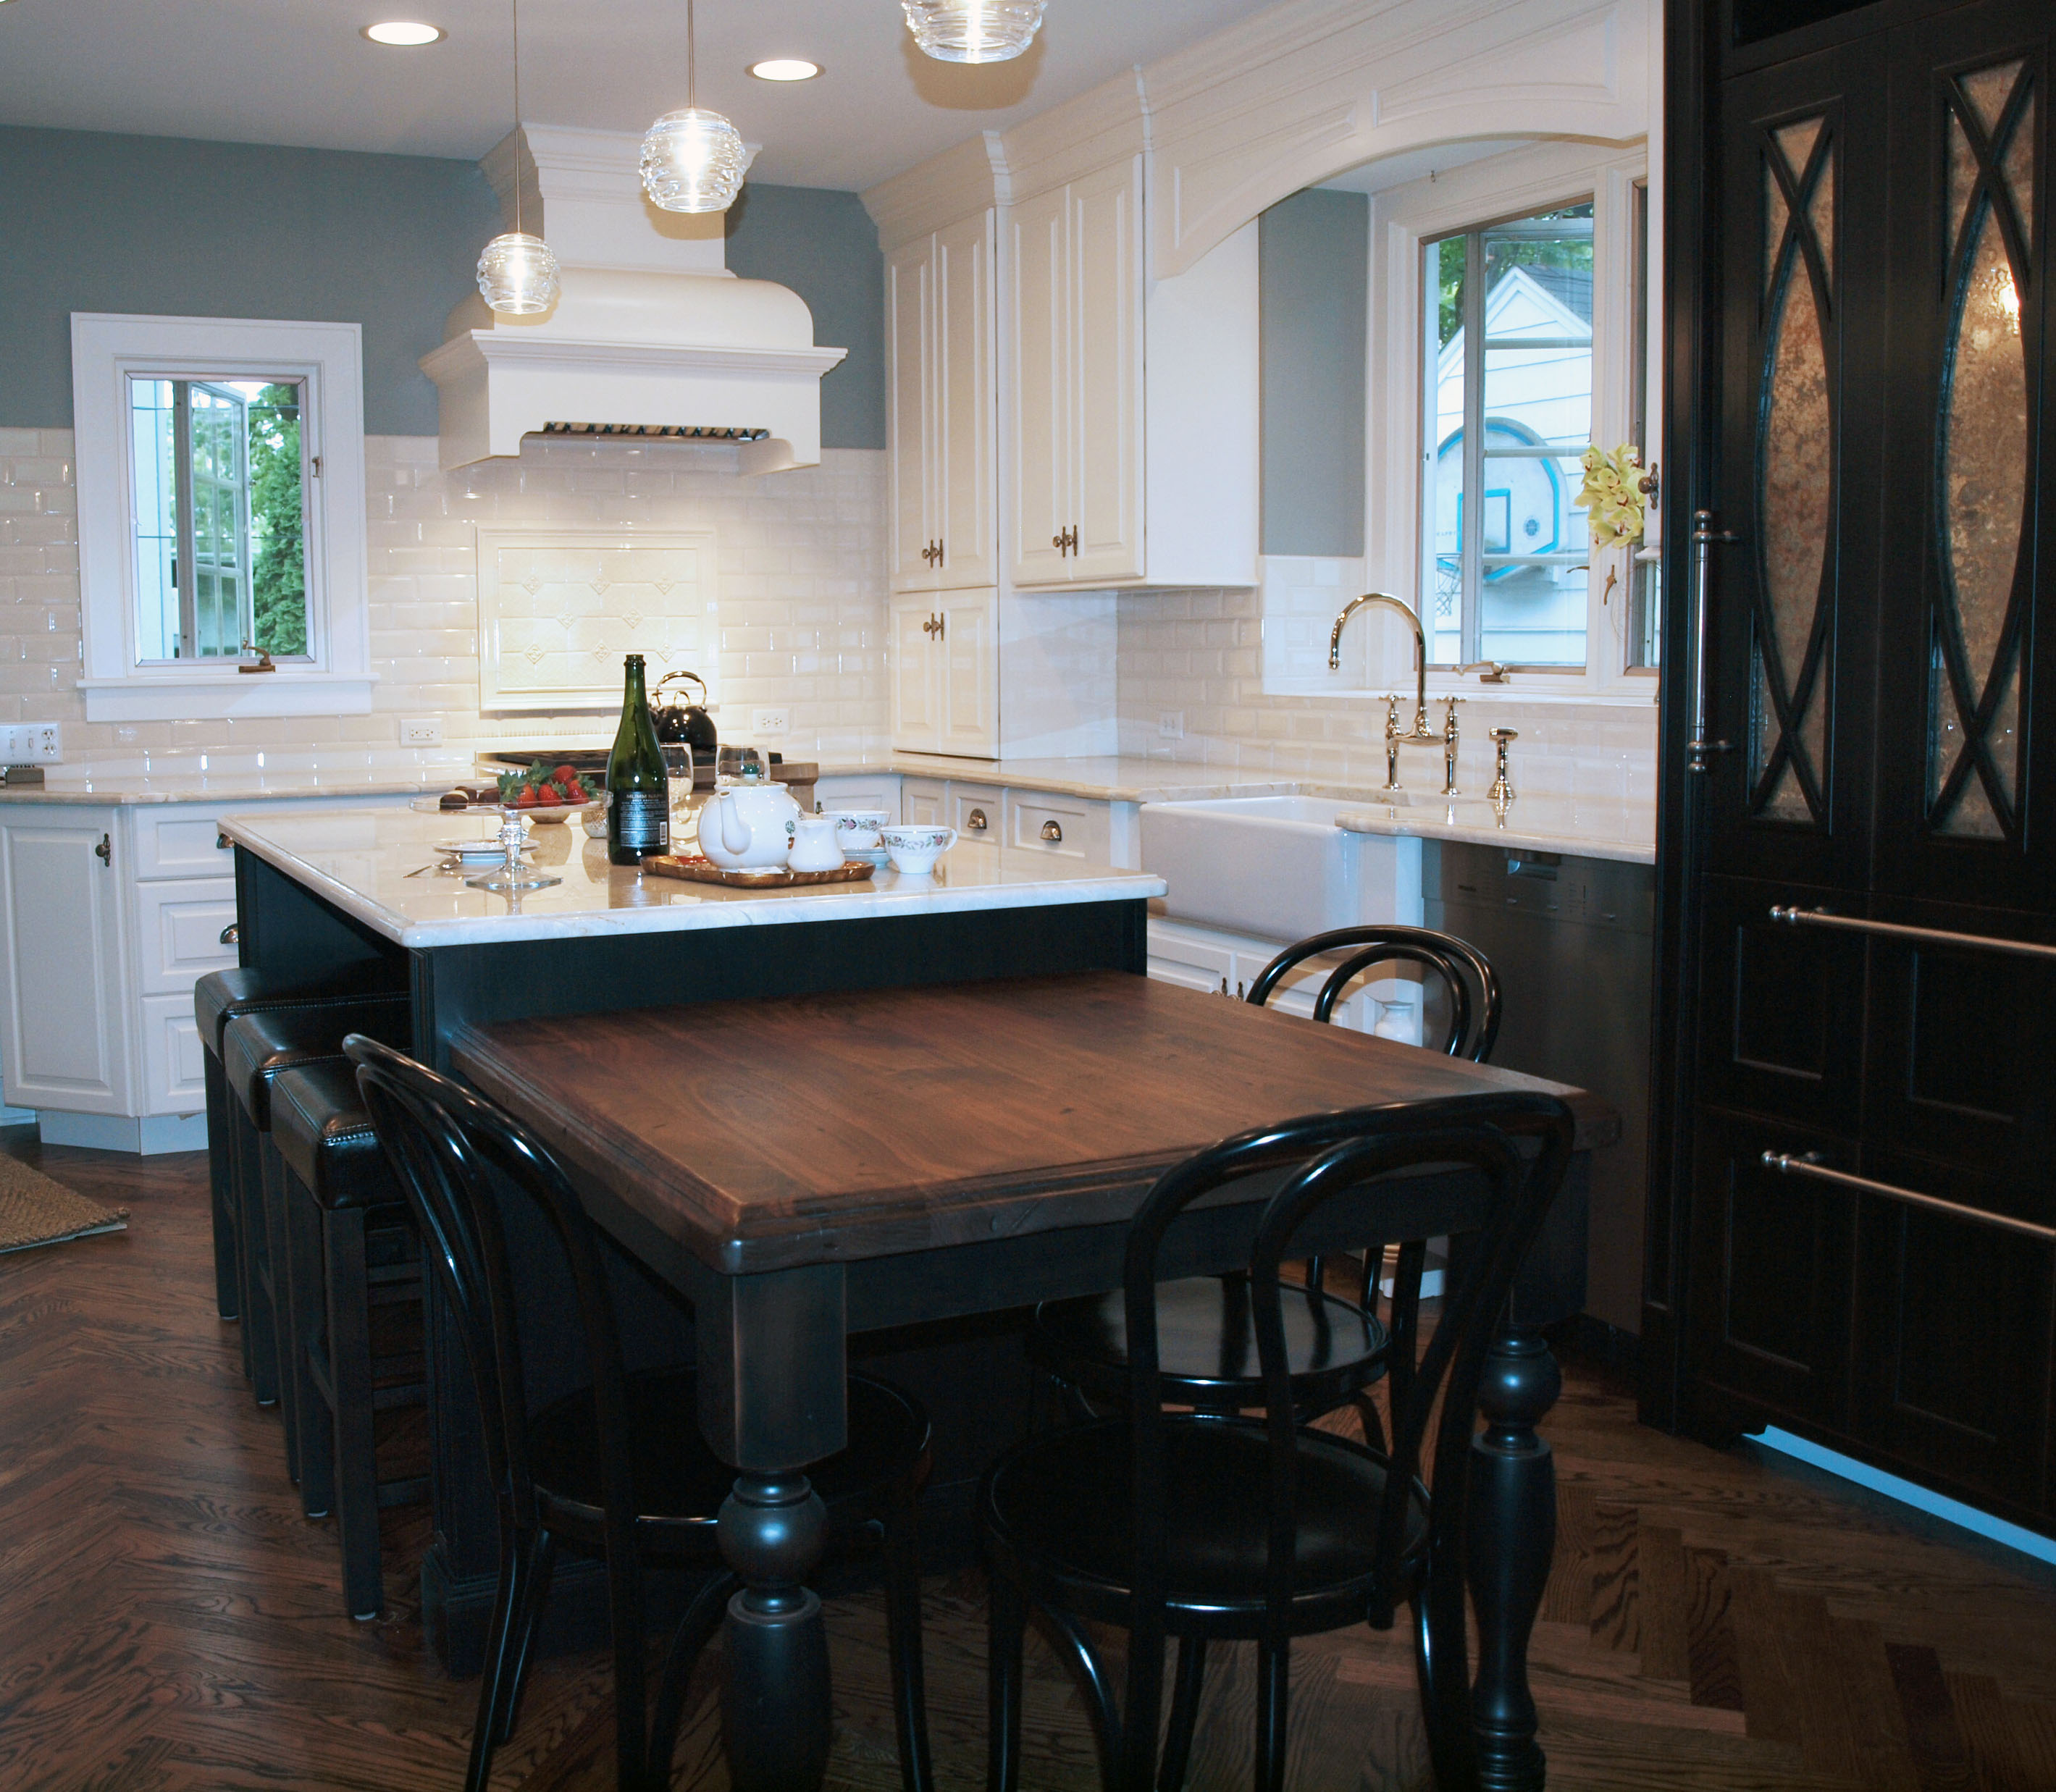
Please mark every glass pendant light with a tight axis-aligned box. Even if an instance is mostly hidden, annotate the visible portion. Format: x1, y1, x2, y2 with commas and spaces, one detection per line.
902, 0, 1047, 64
640, 0, 747, 214
477, 0, 560, 314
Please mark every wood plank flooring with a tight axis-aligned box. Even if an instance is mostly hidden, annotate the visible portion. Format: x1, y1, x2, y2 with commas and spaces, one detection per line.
3, 1129, 2053, 1790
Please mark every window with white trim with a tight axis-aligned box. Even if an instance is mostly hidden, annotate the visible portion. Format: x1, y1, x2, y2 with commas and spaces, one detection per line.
72, 314, 373, 723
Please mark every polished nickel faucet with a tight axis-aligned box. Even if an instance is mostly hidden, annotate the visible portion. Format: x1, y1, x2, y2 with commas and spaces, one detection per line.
1330, 592, 1451, 794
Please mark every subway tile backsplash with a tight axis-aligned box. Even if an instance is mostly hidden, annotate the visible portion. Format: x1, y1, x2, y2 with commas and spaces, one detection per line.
0, 430, 890, 764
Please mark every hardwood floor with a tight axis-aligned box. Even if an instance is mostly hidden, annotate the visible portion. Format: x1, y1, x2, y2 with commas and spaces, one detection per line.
4, 1128, 2053, 1790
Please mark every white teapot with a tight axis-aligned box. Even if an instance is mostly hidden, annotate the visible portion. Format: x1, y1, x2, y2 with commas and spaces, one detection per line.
697, 773, 802, 870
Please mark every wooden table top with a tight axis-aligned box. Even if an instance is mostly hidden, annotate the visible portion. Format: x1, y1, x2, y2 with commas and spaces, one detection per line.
452, 971, 1618, 1276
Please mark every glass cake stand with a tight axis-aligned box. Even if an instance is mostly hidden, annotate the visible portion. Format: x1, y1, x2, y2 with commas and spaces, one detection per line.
463, 804, 562, 893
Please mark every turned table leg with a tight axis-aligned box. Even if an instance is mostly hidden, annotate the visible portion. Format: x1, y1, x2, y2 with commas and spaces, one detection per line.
1466, 1325, 1561, 1792
718, 1471, 831, 1791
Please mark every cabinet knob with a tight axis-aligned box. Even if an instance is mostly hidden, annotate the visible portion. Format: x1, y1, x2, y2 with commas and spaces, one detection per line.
217, 831, 232, 849
1040, 820, 1063, 843
95, 833, 111, 867
219, 924, 240, 946
966, 807, 989, 830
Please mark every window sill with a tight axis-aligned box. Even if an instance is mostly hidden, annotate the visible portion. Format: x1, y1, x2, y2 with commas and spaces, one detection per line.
76, 673, 379, 724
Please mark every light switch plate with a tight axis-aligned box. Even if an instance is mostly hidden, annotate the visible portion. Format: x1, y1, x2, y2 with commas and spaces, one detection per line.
1157, 712, 1186, 740
1, 723, 62, 764
750, 708, 790, 737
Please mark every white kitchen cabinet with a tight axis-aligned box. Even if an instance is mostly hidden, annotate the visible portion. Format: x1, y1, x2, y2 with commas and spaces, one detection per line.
887, 211, 999, 595
1007, 159, 1145, 588
0, 811, 130, 1116
1145, 916, 1420, 1040
813, 775, 903, 823
901, 778, 947, 828
0, 792, 419, 1151
890, 589, 999, 757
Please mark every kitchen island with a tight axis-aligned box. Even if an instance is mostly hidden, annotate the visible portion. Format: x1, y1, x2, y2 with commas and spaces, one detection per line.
217, 803, 1164, 1669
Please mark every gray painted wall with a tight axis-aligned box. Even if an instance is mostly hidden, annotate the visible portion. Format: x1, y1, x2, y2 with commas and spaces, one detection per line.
725, 183, 883, 452
1259, 188, 1368, 558
0, 125, 885, 449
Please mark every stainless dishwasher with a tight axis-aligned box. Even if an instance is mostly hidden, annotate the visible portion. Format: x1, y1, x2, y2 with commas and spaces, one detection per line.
1424, 839, 1655, 1337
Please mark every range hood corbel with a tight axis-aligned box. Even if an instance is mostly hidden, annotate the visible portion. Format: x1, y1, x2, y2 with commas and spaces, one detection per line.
421, 124, 847, 474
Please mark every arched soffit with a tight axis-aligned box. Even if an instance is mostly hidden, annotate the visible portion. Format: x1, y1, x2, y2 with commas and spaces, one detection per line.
1145, 0, 1653, 278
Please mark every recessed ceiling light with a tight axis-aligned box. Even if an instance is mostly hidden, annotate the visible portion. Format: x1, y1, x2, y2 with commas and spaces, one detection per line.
362, 21, 446, 46
749, 58, 821, 82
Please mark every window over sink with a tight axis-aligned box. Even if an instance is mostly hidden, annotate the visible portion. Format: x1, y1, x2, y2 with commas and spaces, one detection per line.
72, 314, 373, 721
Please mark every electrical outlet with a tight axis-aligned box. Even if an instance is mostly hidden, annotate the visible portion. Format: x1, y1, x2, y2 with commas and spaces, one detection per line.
1, 723, 62, 764
1157, 711, 1185, 741
750, 708, 790, 737
399, 715, 444, 747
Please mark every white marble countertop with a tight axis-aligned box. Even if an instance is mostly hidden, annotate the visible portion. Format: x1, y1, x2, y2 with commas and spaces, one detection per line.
0, 749, 479, 805
1326, 791, 1656, 865
219, 807, 1166, 949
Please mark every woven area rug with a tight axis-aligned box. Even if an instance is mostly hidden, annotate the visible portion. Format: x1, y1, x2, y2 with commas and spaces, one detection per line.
0, 1157, 128, 1255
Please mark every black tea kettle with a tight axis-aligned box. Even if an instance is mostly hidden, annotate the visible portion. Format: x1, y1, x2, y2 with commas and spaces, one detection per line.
649, 669, 718, 760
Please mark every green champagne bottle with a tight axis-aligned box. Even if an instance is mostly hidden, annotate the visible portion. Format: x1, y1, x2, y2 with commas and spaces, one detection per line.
606, 654, 671, 865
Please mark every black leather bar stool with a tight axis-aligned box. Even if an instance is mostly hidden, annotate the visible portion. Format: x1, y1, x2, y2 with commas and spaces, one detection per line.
196, 967, 274, 1323
272, 1059, 427, 1620
222, 994, 411, 1466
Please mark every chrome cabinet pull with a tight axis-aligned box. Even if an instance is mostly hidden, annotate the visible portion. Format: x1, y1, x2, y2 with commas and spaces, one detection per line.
1687, 510, 1738, 773
1039, 820, 1063, 842
95, 833, 111, 867
965, 807, 988, 830
1768, 905, 2056, 964
1762, 1150, 2056, 1244
219, 924, 240, 946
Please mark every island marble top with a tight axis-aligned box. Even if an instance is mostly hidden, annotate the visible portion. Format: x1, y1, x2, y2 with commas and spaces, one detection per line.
218, 807, 1166, 951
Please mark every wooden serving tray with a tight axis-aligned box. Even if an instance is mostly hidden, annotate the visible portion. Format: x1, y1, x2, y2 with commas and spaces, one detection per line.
642, 855, 874, 889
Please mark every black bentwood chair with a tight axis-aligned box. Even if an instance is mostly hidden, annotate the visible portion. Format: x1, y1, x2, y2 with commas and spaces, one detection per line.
345, 1038, 936, 1792
1028, 927, 1504, 1446
979, 1091, 1575, 1792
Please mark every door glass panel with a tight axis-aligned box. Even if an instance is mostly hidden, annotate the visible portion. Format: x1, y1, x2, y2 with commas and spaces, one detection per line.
1930, 67, 2032, 838
1752, 119, 1834, 825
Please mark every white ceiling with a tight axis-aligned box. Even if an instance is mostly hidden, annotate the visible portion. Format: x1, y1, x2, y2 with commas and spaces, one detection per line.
0, 0, 1280, 191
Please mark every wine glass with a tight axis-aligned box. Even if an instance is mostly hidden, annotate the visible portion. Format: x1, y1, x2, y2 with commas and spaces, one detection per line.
463, 796, 562, 893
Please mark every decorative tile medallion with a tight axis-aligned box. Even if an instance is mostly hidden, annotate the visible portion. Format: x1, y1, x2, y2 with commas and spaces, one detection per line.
476, 528, 717, 711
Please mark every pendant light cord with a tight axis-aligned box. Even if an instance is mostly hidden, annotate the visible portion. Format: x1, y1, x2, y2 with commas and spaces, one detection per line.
511, 0, 524, 235
687, 0, 697, 110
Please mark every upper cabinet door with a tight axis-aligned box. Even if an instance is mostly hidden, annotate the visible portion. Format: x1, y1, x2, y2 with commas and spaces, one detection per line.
1010, 185, 1073, 588
934, 211, 999, 592
1872, 3, 2051, 917
890, 596, 944, 752
1066, 156, 1146, 585
888, 237, 939, 594
939, 590, 1001, 756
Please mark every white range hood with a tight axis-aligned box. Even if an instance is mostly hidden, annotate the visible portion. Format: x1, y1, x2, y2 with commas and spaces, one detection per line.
421, 125, 847, 474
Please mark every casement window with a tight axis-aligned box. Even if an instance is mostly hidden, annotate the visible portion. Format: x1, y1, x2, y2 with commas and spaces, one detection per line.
73, 314, 372, 721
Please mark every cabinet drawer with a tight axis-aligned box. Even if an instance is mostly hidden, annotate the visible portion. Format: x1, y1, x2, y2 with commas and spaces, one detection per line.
1006, 791, 1109, 863
949, 783, 1004, 840
135, 878, 239, 995
902, 778, 948, 828
139, 993, 209, 1114
130, 811, 241, 879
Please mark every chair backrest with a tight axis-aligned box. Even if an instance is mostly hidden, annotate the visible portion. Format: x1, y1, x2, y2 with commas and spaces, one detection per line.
343, 1035, 643, 1568
1245, 925, 1503, 1062
1114, 1089, 1574, 1787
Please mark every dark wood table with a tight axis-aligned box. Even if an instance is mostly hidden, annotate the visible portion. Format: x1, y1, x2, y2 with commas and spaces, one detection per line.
453, 971, 1618, 1791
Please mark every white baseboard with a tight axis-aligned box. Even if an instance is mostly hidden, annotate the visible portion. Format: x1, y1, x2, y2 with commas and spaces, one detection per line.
1754, 1426, 2056, 1569
35, 1110, 208, 1155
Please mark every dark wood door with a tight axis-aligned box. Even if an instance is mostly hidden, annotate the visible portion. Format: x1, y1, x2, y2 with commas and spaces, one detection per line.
1656, 0, 2056, 1533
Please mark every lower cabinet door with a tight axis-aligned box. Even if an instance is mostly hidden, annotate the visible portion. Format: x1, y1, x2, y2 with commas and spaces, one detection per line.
902, 778, 948, 828
0, 817, 130, 1113
891, 600, 944, 751
1849, 1145, 2054, 1517
138, 993, 209, 1115
1685, 1109, 1858, 1438
938, 592, 999, 756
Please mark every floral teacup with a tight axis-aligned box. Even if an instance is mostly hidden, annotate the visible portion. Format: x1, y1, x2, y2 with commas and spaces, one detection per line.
879, 825, 957, 875
826, 807, 891, 851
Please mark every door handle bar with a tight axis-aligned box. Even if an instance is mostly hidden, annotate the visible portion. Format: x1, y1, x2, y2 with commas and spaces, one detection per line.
1768, 904, 2056, 964
1762, 1151, 2056, 1245
1687, 510, 1737, 772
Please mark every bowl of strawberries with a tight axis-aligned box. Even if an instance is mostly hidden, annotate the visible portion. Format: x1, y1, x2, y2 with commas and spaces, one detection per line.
495, 760, 605, 825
